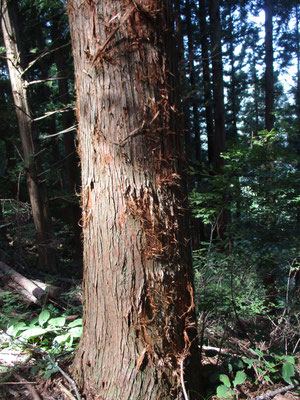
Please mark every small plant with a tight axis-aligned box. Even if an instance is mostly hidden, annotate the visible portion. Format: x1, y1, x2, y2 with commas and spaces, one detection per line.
243, 348, 298, 386
5, 309, 82, 378
215, 358, 248, 399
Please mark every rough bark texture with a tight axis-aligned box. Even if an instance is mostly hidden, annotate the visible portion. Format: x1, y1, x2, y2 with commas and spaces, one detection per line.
68, 1, 200, 399
265, 0, 274, 132
1, 0, 56, 271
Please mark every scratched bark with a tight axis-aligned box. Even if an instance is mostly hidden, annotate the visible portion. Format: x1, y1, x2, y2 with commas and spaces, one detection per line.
68, 1, 198, 398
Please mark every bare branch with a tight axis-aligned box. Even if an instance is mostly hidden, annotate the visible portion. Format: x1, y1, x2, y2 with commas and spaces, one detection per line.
21, 42, 70, 76
40, 124, 77, 139
33, 107, 75, 122
26, 77, 67, 86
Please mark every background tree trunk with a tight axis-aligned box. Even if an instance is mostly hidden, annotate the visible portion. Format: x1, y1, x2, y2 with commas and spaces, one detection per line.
1, 0, 56, 272
51, 17, 82, 257
265, 0, 274, 131
198, 0, 215, 165
209, 0, 226, 174
68, 1, 200, 399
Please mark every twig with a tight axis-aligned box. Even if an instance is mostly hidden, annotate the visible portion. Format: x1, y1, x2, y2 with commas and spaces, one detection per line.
40, 124, 78, 139
59, 382, 77, 400
33, 107, 75, 122
0, 381, 36, 385
292, 337, 300, 355
21, 42, 71, 76
15, 374, 41, 400
26, 77, 67, 86
57, 365, 81, 400
179, 358, 188, 400
256, 383, 297, 400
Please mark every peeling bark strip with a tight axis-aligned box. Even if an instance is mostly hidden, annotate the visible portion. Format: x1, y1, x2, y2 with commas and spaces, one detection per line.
68, 1, 200, 398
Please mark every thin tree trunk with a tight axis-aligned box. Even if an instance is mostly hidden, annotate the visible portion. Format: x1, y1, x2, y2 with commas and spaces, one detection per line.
208, 0, 226, 174
198, 0, 215, 165
208, 0, 228, 239
185, 0, 201, 163
228, 7, 238, 139
252, 56, 260, 135
68, 1, 200, 398
265, 0, 274, 131
51, 17, 82, 257
174, 0, 192, 162
1, 0, 56, 271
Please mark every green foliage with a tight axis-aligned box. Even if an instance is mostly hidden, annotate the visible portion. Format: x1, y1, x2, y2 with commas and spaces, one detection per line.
215, 361, 248, 399
213, 351, 299, 399
243, 349, 298, 386
7, 310, 82, 351
191, 130, 300, 322
4, 309, 82, 378
0, 288, 82, 380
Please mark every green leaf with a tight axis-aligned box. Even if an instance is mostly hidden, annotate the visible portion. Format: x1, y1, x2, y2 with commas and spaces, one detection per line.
233, 371, 247, 387
69, 326, 83, 338
10, 322, 27, 337
53, 333, 71, 345
216, 384, 234, 399
39, 310, 50, 327
264, 375, 272, 383
48, 317, 66, 327
219, 374, 231, 388
20, 327, 47, 339
281, 356, 295, 365
68, 318, 82, 328
282, 362, 295, 384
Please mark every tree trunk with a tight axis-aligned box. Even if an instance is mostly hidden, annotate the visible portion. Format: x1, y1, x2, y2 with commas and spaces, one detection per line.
51, 17, 82, 258
265, 0, 274, 132
1, 0, 56, 272
68, 1, 200, 399
198, 0, 215, 165
208, 0, 228, 239
228, 7, 238, 139
174, 0, 192, 162
208, 0, 226, 174
185, 0, 201, 163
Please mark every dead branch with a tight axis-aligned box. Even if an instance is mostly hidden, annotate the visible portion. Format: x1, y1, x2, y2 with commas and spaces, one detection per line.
14, 374, 41, 400
40, 124, 78, 139
33, 107, 75, 122
21, 42, 70, 76
256, 383, 297, 400
57, 365, 81, 400
26, 77, 67, 86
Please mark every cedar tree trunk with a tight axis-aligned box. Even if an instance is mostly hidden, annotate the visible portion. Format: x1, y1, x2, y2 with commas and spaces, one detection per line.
198, 0, 214, 165
68, 1, 200, 399
209, 0, 226, 174
1, 0, 56, 271
265, 0, 274, 132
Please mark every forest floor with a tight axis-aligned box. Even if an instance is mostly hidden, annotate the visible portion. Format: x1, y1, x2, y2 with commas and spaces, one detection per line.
0, 207, 299, 399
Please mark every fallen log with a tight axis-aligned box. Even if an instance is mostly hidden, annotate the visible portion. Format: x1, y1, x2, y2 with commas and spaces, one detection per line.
32, 280, 62, 299
0, 261, 61, 303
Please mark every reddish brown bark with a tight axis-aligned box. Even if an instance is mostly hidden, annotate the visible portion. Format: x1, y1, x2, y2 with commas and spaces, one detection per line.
68, 1, 200, 398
